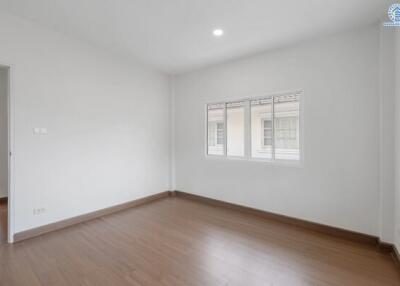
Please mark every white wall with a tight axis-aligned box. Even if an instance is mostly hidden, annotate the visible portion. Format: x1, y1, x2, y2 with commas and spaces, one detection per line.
174, 25, 380, 236
0, 12, 171, 235
379, 26, 396, 243
0, 68, 8, 199
395, 29, 400, 249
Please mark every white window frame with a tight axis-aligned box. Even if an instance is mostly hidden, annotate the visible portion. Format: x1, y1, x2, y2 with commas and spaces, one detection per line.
205, 90, 304, 167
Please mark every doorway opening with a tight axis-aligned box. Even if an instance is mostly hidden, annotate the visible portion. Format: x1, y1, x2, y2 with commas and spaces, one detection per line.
0, 65, 10, 244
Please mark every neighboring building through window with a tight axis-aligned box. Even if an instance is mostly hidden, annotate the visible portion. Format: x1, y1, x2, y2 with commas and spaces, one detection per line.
207, 91, 302, 163
208, 121, 224, 146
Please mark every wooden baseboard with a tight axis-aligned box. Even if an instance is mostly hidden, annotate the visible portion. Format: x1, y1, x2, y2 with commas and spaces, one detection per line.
171, 191, 399, 257
14, 191, 171, 242
391, 244, 400, 270
171, 191, 380, 245
0, 197, 7, 204
172, 191, 400, 269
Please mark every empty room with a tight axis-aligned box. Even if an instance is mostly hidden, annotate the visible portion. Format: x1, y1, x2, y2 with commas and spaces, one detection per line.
0, 0, 400, 285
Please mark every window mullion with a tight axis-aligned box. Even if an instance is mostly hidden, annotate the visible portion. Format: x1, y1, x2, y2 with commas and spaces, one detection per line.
224, 102, 227, 157
244, 100, 251, 159
272, 96, 275, 160
206, 105, 209, 155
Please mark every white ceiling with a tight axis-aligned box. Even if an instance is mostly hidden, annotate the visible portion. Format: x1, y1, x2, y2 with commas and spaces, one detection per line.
0, 0, 392, 74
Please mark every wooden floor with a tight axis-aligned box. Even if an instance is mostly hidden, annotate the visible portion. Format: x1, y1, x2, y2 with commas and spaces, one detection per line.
0, 197, 399, 286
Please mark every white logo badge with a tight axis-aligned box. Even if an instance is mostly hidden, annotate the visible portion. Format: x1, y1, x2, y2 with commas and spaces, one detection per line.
384, 4, 400, 27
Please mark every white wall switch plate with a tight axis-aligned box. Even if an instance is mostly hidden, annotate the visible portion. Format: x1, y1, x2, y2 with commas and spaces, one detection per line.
33, 128, 48, 135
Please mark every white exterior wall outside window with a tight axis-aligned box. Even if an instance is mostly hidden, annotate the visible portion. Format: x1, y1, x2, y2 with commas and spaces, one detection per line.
207, 92, 302, 163
227, 102, 245, 157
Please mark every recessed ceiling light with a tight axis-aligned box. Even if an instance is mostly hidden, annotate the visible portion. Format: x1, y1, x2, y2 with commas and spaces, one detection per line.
213, 29, 224, 37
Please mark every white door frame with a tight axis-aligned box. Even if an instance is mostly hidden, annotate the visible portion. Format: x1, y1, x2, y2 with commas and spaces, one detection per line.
0, 62, 15, 243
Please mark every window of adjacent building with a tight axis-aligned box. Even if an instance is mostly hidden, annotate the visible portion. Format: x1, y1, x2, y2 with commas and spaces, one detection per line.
207, 103, 225, 155
206, 91, 302, 163
274, 94, 300, 160
263, 120, 273, 146
251, 98, 273, 159
216, 122, 224, 145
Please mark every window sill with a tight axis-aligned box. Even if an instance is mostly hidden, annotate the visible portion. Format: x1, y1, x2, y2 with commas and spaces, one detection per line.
205, 155, 304, 168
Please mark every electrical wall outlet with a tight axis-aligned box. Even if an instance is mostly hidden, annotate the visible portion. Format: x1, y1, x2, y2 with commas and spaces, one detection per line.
33, 208, 46, 215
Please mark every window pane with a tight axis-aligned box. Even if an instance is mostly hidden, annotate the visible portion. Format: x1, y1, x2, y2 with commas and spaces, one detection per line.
207, 103, 225, 155
227, 101, 245, 157
274, 94, 300, 160
251, 98, 272, 159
